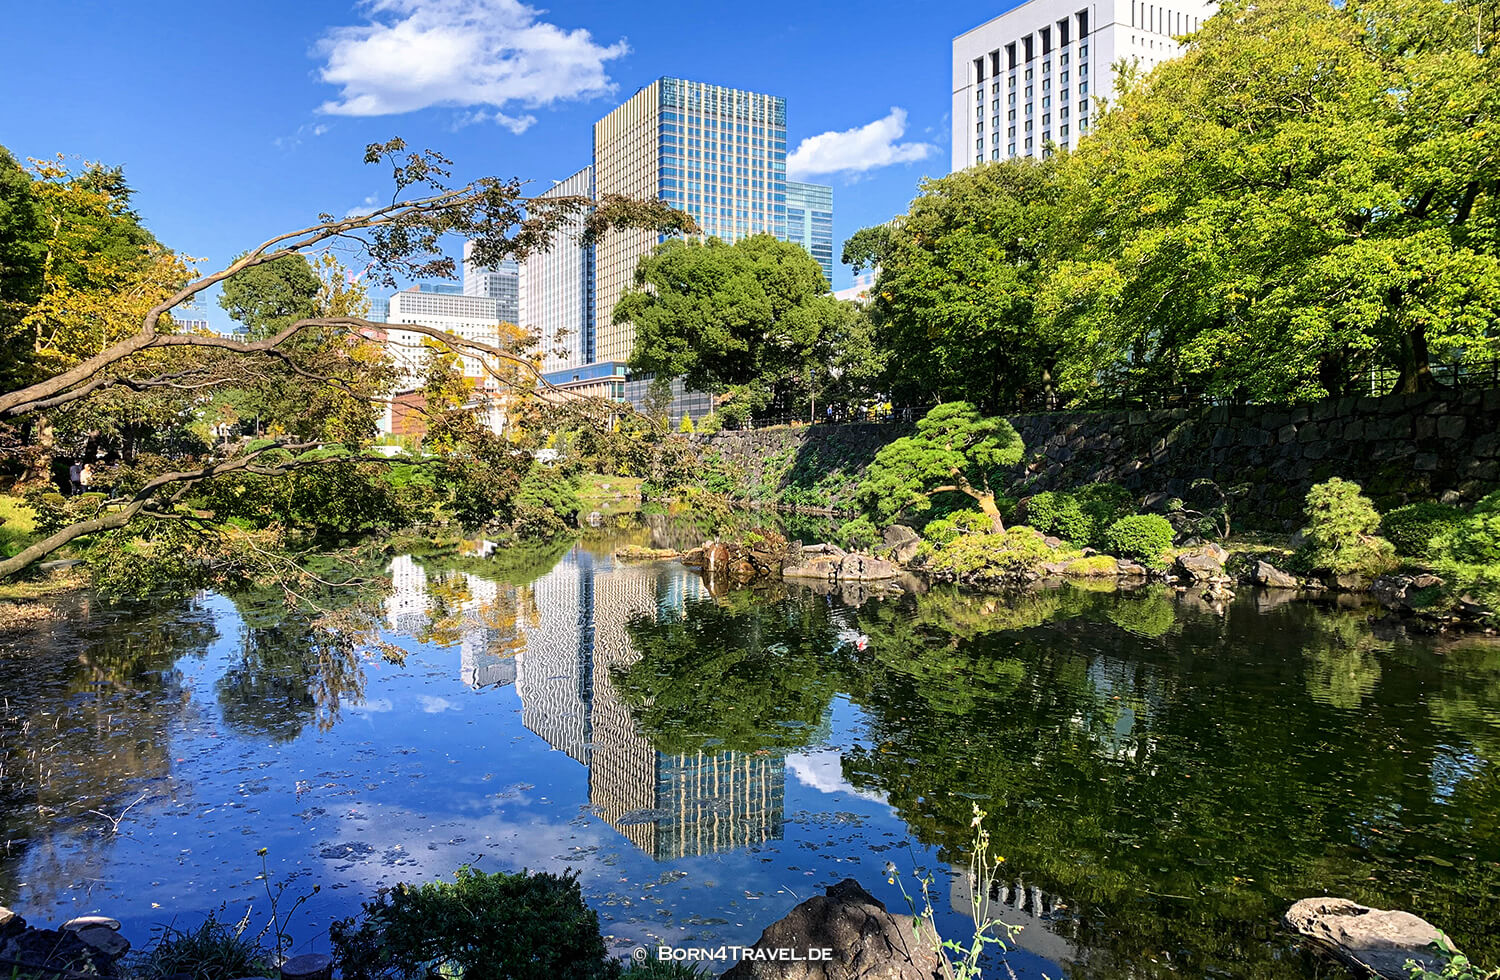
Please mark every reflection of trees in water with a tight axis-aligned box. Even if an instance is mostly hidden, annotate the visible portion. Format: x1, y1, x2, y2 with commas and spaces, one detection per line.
835, 588, 1500, 976
0, 598, 214, 906
613, 594, 849, 754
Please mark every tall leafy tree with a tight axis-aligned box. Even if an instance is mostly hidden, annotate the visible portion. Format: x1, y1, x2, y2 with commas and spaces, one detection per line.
843, 158, 1064, 410
619, 234, 846, 420
1042, 0, 1500, 401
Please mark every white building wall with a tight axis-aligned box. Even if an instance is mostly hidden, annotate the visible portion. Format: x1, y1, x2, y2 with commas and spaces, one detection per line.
952, 0, 1213, 171
386, 289, 506, 388
518, 166, 594, 373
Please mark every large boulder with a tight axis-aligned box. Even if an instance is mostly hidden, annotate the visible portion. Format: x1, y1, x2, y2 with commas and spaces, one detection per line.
1284, 897, 1453, 979
881, 525, 922, 565
1254, 560, 1299, 589
1173, 548, 1226, 583
838, 554, 900, 582
721, 878, 943, 980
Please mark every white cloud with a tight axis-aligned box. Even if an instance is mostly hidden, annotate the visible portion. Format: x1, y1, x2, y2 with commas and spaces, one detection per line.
315, 0, 628, 126
786, 108, 935, 179
786, 749, 889, 806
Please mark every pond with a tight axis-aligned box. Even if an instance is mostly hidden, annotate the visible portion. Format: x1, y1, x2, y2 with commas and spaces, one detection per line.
2, 524, 1498, 980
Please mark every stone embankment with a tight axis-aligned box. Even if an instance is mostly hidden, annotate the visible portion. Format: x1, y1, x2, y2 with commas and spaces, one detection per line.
700, 388, 1500, 529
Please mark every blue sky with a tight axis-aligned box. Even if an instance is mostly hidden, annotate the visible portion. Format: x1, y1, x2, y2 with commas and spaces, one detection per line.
0, 0, 1012, 328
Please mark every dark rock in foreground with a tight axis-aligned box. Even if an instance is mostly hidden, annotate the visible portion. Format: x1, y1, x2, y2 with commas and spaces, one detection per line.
1284, 897, 1453, 980
722, 879, 943, 980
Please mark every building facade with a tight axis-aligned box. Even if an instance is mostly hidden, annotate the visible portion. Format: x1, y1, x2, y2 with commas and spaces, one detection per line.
951, 0, 1214, 170
462, 240, 520, 325
518, 166, 596, 375
785, 180, 835, 285
386, 287, 506, 386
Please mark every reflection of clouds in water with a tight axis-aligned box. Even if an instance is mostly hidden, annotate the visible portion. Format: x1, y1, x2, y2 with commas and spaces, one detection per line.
787, 749, 888, 805
348, 698, 394, 714
418, 696, 459, 714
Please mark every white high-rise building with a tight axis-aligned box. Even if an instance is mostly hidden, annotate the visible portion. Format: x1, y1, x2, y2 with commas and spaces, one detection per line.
952, 0, 1214, 171
518, 166, 596, 375
386, 287, 507, 387
462, 240, 520, 325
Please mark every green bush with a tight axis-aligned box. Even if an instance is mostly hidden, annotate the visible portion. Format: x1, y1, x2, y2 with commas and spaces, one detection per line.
1103, 514, 1175, 568
1026, 484, 1134, 548
1025, 491, 1091, 545
514, 466, 582, 538
134, 910, 275, 980
836, 516, 878, 550
929, 527, 1056, 578
696, 412, 723, 435
1438, 492, 1500, 564
923, 517, 961, 546
1381, 502, 1466, 558
331, 866, 617, 980
1296, 478, 1397, 578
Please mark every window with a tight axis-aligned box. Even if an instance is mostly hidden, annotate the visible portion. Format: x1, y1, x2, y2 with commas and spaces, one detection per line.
1080, 80, 1089, 94
1081, 63, 1089, 77
1025, 137, 1033, 149
1025, 84, 1033, 97
992, 133, 1000, 144
992, 149, 1001, 160
1025, 67, 1034, 80
1061, 105, 1070, 118
1040, 27, 1051, 54
1043, 130, 1051, 142
976, 88, 984, 103
1043, 78, 1051, 91
1080, 118, 1089, 131
1058, 17, 1070, 45
1079, 100, 1089, 113
1042, 95, 1051, 108
1009, 74, 1017, 88
992, 82, 1001, 94
1023, 35, 1034, 61
976, 106, 983, 119
1008, 143, 1016, 154
1061, 70, 1070, 84
991, 50, 1002, 75
1006, 42, 1017, 69
991, 115, 999, 128
976, 139, 983, 151
1076, 9, 1089, 36
1061, 52, 1070, 66
974, 57, 985, 82
992, 99, 1000, 110
1061, 123, 1070, 138
1008, 92, 1016, 105
976, 122, 982, 134
1043, 113, 1051, 125
1008, 108, 1016, 120
1043, 59, 1051, 73
1025, 119, 1033, 131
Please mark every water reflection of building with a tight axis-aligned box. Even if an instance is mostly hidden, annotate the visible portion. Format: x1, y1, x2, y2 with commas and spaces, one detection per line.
515, 547, 786, 860
948, 868, 1078, 967
383, 555, 519, 690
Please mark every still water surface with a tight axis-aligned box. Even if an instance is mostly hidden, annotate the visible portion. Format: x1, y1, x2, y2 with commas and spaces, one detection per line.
2, 531, 1498, 979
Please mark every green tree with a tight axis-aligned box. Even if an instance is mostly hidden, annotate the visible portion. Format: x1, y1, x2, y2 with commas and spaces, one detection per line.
619, 234, 845, 421
1041, 0, 1500, 402
0, 146, 45, 392
843, 158, 1063, 409
217, 252, 320, 340
854, 401, 1024, 530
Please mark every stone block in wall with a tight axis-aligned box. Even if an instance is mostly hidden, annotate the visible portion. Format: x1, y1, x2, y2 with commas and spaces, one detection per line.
1474, 432, 1500, 458
1313, 401, 1339, 420
1303, 443, 1328, 461
1414, 454, 1440, 472
1483, 389, 1500, 412
1241, 428, 1272, 447
1414, 415, 1437, 440
1288, 406, 1311, 424
1278, 424, 1298, 443
1437, 415, 1467, 440
1297, 423, 1323, 443
1463, 459, 1499, 482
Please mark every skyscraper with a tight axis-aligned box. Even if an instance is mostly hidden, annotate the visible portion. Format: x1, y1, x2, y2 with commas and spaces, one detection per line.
785, 180, 835, 285
952, 0, 1215, 170
518, 166, 596, 375
462, 239, 521, 325
593, 77, 788, 368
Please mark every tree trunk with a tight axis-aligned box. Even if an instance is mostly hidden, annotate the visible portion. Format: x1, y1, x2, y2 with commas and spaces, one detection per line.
976, 492, 1006, 532
1394, 324, 1436, 393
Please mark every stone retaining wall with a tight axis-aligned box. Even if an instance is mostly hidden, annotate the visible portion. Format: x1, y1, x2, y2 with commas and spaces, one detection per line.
700, 389, 1500, 529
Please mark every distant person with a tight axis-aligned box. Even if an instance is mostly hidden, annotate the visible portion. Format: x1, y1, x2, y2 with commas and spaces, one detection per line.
79, 463, 94, 493
68, 461, 83, 496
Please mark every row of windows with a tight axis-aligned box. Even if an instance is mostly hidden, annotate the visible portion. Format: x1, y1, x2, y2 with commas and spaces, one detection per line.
1131, 3, 1202, 35
974, 116, 1087, 156
973, 9, 1089, 80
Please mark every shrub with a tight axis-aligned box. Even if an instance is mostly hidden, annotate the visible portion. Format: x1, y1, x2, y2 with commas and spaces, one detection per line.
836, 516, 878, 550
922, 517, 960, 546
331, 866, 617, 980
1296, 478, 1397, 577
1103, 515, 1175, 568
678, 415, 694, 434
929, 527, 1056, 578
1075, 482, 1136, 531
1381, 502, 1466, 558
951, 510, 993, 534
134, 910, 275, 980
1438, 492, 1500, 564
1025, 491, 1091, 545
696, 412, 723, 435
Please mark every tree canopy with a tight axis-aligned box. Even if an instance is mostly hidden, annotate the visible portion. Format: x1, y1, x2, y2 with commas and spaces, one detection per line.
618, 234, 859, 422
847, 0, 1500, 408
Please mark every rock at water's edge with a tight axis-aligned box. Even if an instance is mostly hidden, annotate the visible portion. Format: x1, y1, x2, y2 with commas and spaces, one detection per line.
1284, 897, 1453, 980
1254, 560, 1299, 589
721, 878, 943, 980
882, 525, 921, 565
